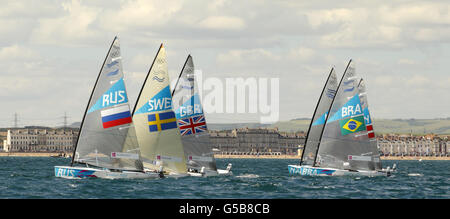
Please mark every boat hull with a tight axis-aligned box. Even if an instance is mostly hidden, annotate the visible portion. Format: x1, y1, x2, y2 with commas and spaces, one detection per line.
165, 172, 190, 178
187, 169, 232, 177
54, 166, 160, 179
217, 168, 232, 176
288, 165, 387, 177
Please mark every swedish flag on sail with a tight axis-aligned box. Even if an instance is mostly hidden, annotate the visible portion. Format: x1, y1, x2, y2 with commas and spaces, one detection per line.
339, 115, 366, 136
148, 111, 177, 132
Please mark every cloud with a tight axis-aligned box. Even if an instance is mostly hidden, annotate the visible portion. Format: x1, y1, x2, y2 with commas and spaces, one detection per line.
406, 75, 431, 87
304, 2, 450, 48
397, 58, 415, 65
217, 48, 279, 66
98, 0, 183, 32
199, 16, 246, 30
374, 75, 394, 86
1, 0, 450, 125
30, 0, 101, 45
288, 46, 316, 62
0, 45, 39, 61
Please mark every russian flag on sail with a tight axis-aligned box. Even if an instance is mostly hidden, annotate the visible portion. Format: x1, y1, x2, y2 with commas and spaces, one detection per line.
100, 105, 132, 129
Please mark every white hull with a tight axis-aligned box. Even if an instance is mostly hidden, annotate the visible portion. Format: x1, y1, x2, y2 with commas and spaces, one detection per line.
187, 169, 233, 177
165, 172, 190, 178
55, 166, 161, 179
288, 165, 390, 177
187, 163, 233, 177
217, 168, 232, 176
143, 167, 189, 179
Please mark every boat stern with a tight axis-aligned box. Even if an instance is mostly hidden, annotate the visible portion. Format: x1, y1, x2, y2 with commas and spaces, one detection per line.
288, 165, 336, 176
54, 166, 98, 179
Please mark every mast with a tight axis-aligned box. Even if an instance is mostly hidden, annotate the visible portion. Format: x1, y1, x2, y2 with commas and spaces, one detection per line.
312, 59, 352, 167
132, 43, 163, 115
300, 67, 335, 164
71, 37, 117, 166
171, 54, 191, 97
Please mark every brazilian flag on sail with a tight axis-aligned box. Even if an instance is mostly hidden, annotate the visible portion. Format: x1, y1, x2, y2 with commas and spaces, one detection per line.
339, 115, 366, 136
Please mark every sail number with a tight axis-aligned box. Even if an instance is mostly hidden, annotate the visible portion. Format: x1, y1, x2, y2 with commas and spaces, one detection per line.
148, 97, 172, 111
342, 104, 362, 118
179, 104, 202, 117
102, 91, 126, 107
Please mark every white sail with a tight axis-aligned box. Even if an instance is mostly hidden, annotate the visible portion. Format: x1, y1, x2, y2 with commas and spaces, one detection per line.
317, 60, 379, 171
71, 36, 142, 171
172, 55, 217, 172
357, 79, 382, 170
288, 60, 394, 176
300, 68, 338, 166
132, 44, 187, 174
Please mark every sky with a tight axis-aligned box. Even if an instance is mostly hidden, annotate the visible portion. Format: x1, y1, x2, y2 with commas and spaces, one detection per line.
1, 0, 450, 127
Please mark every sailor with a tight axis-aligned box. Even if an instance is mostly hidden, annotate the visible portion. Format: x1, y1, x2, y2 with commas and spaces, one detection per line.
158, 166, 165, 178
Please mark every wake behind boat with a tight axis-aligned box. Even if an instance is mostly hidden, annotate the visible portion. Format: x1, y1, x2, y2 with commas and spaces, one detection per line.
288, 60, 396, 177
171, 55, 232, 177
54, 37, 161, 179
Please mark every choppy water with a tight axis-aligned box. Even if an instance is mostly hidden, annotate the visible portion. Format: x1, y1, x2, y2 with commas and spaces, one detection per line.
0, 157, 448, 199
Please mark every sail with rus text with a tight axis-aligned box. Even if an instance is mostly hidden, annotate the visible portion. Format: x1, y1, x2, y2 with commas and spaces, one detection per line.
72, 37, 143, 172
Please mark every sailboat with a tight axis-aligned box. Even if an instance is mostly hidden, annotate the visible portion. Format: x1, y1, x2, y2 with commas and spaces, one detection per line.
297, 67, 338, 167
55, 37, 161, 179
171, 55, 232, 177
288, 60, 395, 176
132, 44, 188, 178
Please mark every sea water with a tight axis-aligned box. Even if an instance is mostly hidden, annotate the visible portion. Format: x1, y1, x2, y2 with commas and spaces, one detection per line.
0, 157, 448, 199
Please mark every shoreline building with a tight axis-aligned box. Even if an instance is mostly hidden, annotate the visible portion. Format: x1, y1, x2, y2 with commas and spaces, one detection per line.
377, 134, 450, 157
3, 128, 78, 153
209, 127, 306, 155
2, 126, 448, 157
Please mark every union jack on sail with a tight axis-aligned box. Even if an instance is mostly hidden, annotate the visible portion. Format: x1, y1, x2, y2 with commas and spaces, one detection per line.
178, 115, 207, 136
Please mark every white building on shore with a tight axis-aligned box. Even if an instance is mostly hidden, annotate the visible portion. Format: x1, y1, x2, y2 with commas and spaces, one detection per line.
377, 134, 450, 156
3, 128, 78, 153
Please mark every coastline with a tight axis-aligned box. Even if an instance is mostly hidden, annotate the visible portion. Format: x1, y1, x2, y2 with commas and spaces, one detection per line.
379, 156, 450, 161
0, 152, 65, 157
213, 154, 450, 160
214, 154, 301, 159
0, 152, 449, 160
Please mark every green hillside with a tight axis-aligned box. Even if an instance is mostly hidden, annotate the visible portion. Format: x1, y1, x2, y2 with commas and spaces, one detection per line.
3, 119, 448, 135
371, 118, 450, 135
208, 118, 450, 134
269, 118, 450, 135
269, 119, 311, 133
